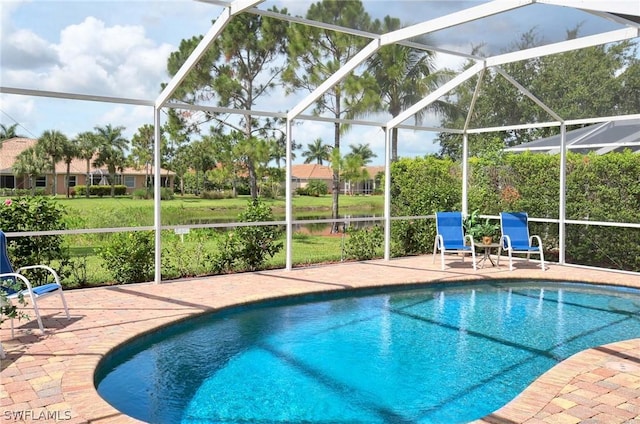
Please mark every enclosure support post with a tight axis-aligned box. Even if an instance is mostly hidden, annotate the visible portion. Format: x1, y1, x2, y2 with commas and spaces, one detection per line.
383, 127, 392, 261
153, 107, 162, 283
285, 119, 293, 271
559, 123, 567, 264
462, 132, 469, 216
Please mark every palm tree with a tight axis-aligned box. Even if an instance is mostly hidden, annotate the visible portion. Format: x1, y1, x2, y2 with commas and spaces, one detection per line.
131, 124, 155, 192
347, 143, 377, 165
60, 137, 79, 198
302, 138, 330, 165
13, 146, 47, 195
367, 16, 454, 162
37, 130, 68, 195
93, 124, 129, 197
75, 131, 99, 198
0, 123, 24, 141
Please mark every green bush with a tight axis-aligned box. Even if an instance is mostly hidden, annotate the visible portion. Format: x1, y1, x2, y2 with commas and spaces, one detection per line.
161, 234, 212, 279
296, 179, 329, 197
0, 197, 70, 284
132, 188, 149, 199
98, 231, 154, 284
201, 190, 234, 199
211, 200, 283, 272
74, 185, 127, 197
390, 156, 460, 256
132, 187, 175, 200
345, 225, 384, 260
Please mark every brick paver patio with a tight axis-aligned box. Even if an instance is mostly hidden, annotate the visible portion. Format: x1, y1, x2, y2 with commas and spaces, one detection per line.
1, 255, 640, 423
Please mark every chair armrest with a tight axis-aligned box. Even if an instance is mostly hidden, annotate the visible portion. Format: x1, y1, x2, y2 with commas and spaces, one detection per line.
17, 265, 62, 286
464, 234, 475, 248
500, 235, 511, 249
435, 234, 444, 249
0, 272, 35, 294
529, 235, 543, 248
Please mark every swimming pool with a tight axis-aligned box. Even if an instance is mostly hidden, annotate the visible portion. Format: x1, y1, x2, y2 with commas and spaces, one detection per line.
95, 281, 640, 423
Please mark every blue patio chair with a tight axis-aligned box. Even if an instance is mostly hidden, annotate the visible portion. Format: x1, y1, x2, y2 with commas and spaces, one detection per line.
433, 212, 476, 271
497, 212, 546, 271
0, 231, 70, 337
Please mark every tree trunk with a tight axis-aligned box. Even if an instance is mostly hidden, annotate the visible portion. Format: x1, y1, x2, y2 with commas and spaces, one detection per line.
86, 159, 91, 198
248, 159, 258, 200
392, 127, 399, 162
65, 162, 71, 198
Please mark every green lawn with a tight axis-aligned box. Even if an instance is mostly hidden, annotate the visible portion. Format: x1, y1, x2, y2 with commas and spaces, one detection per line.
53, 194, 381, 287
57, 194, 384, 228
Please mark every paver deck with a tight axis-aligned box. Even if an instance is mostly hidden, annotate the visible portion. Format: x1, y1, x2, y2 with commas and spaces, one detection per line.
1, 255, 640, 423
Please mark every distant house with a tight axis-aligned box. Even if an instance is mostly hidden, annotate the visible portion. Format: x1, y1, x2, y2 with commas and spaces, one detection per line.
291, 163, 383, 195
506, 119, 640, 155
0, 138, 174, 195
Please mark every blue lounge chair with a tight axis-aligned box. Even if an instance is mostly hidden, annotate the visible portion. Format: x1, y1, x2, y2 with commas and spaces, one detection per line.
433, 212, 476, 271
0, 231, 70, 338
497, 212, 546, 271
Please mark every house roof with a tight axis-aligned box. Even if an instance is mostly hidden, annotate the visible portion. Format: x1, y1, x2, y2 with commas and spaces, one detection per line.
506, 119, 640, 155
291, 163, 384, 180
291, 163, 333, 180
0, 137, 174, 176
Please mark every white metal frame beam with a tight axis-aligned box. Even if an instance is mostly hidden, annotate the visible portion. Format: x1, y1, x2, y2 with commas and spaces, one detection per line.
387, 62, 485, 129
152, 0, 263, 283
155, 0, 264, 109
486, 28, 639, 67
537, 0, 640, 17
494, 67, 564, 122
380, 0, 532, 46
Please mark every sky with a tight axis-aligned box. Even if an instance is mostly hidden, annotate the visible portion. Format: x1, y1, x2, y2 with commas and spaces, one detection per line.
0, 0, 627, 164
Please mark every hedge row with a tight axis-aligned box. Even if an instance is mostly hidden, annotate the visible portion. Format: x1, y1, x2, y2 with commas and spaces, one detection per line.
73, 185, 128, 196
390, 151, 640, 271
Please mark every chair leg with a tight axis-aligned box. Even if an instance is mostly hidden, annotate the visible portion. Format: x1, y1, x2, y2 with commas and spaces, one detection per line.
509, 250, 514, 271
0, 341, 4, 359
32, 302, 46, 335
59, 290, 70, 320
432, 239, 438, 264
440, 250, 445, 271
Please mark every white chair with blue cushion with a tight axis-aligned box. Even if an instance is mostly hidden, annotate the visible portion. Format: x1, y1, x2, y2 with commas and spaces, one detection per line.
497, 212, 546, 271
433, 211, 476, 271
0, 231, 70, 338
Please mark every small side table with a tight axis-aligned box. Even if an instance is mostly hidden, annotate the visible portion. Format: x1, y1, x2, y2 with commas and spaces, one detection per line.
476, 242, 501, 268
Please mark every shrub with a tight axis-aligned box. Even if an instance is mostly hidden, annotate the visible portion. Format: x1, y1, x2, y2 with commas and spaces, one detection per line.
161, 235, 211, 279
389, 157, 459, 256
211, 200, 283, 272
132, 187, 174, 200
98, 231, 154, 284
0, 197, 70, 284
132, 188, 150, 199
74, 185, 127, 197
201, 190, 234, 199
345, 225, 384, 260
296, 180, 328, 197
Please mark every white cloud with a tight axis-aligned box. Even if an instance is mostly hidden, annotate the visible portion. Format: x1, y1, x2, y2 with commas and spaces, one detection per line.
97, 105, 155, 138
0, 94, 37, 137
1, 28, 58, 69
2, 15, 172, 100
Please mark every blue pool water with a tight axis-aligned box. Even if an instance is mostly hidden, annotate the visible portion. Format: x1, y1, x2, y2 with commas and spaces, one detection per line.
95, 281, 640, 423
